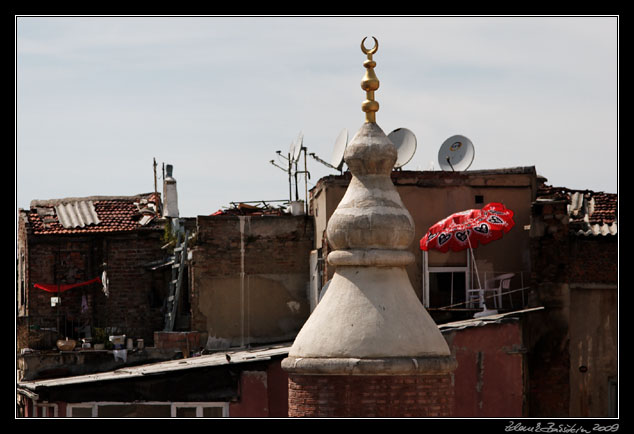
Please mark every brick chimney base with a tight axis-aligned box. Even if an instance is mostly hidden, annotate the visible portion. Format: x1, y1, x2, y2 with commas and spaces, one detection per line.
288, 373, 454, 417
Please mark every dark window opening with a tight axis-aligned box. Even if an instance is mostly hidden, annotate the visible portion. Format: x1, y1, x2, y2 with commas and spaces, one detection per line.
429, 271, 466, 308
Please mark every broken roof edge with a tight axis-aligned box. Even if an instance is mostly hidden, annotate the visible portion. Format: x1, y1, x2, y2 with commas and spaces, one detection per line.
30, 193, 159, 208
438, 306, 545, 332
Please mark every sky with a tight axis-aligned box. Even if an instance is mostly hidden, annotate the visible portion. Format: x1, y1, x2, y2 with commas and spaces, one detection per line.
16, 16, 618, 218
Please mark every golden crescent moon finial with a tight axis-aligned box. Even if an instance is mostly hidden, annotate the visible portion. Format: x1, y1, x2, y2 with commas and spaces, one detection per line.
361, 36, 379, 56
360, 37, 380, 123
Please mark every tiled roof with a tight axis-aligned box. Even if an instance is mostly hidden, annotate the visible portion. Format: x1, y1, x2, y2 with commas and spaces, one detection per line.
536, 184, 617, 236
26, 193, 163, 235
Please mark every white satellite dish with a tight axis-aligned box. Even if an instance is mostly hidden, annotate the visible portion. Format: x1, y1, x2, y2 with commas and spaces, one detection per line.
388, 128, 417, 169
292, 131, 304, 162
438, 134, 474, 172
330, 128, 348, 170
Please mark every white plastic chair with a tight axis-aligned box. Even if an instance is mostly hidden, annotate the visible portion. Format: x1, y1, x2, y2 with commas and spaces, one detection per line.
465, 288, 482, 309
484, 273, 515, 309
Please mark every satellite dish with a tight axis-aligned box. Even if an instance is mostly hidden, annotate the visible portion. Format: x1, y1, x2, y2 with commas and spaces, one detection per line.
330, 128, 348, 170
292, 131, 304, 162
438, 134, 474, 171
388, 128, 417, 169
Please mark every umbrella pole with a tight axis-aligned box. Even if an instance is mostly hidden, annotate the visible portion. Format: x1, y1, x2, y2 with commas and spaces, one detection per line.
468, 239, 498, 318
467, 239, 485, 309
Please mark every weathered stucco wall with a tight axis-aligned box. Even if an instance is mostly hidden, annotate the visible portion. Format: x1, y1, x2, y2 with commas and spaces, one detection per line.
311, 169, 536, 300
528, 198, 618, 417
442, 320, 526, 417
190, 215, 313, 349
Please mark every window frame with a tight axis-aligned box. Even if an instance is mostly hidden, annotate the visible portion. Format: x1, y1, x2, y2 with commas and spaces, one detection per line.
34, 402, 58, 417
65, 401, 229, 418
422, 250, 472, 308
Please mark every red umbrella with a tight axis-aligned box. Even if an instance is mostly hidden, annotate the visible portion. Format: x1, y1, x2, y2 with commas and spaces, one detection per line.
420, 203, 515, 316
420, 202, 515, 253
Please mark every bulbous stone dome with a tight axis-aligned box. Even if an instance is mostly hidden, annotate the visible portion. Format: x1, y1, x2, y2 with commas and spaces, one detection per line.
326, 122, 415, 253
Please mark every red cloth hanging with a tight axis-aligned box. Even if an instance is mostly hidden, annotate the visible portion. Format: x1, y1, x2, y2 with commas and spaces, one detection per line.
34, 277, 102, 293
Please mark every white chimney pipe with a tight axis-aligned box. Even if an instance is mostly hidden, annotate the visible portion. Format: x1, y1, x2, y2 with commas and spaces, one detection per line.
163, 164, 179, 218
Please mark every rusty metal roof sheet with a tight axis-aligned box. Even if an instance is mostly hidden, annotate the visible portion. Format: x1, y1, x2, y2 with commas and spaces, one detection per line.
438, 306, 545, 332
17, 343, 291, 392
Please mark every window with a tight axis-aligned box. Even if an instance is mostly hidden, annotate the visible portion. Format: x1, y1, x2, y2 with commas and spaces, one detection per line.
98, 404, 171, 418
65, 402, 228, 418
34, 403, 58, 417
428, 269, 467, 308
68, 405, 94, 418
422, 250, 472, 308
172, 403, 228, 418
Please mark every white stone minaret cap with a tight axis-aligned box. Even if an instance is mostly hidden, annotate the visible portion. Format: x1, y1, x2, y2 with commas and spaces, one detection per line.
287, 124, 451, 361
283, 38, 454, 375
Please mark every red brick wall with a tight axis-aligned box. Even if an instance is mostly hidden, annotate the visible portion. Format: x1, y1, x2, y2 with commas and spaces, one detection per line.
288, 374, 454, 417
569, 236, 617, 284
21, 231, 166, 347
101, 234, 166, 341
194, 215, 314, 276
154, 331, 201, 354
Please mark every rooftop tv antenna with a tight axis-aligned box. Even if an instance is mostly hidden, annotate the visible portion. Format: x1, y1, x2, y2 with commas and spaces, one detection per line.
293, 132, 311, 213
291, 131, 304, 164
438, 134, 475, 172
309, 128, 348, 174
387, 128, 417, 170
271, 131, 311, 212
270, 135, 297, 202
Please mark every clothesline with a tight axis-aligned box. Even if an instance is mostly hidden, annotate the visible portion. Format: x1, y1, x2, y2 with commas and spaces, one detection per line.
33, 277, 102, 293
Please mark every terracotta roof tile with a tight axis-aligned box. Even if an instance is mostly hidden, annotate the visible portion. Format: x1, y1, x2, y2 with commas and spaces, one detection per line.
536, 184, 617, 235
26, 194, 163, 235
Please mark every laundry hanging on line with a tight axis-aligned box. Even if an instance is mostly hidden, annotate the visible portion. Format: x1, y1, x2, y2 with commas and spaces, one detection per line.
33, 277, 102, 293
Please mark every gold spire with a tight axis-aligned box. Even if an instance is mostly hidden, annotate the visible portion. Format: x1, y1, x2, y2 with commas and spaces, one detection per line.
360, 37, 380, 123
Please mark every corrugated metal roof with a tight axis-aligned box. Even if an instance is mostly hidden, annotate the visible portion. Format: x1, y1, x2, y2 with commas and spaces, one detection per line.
54, 201, 100, 228
576, 222, 618, 236
17, 343, 291, 391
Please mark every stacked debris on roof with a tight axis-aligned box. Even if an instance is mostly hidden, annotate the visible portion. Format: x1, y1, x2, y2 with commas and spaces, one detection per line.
26, 193, 163, 235
210, 202, 288, 217
536, 184, 617, 236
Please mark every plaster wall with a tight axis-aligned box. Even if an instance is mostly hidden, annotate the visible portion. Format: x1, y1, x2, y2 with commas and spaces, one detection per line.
190, 215, 313, 349
569, 285, 618, 417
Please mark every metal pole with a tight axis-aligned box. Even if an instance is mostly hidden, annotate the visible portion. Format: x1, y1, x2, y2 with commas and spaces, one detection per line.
303, 147, 309, 214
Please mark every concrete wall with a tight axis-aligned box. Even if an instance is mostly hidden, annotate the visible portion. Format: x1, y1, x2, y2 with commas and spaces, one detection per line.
528, 198, 618, 417
311, 169, 536, 302
190, 215, 313, 349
